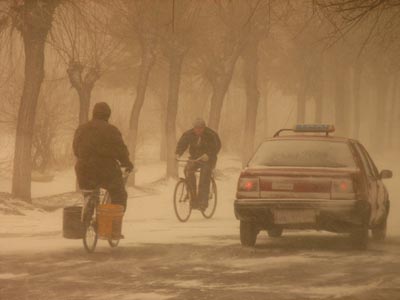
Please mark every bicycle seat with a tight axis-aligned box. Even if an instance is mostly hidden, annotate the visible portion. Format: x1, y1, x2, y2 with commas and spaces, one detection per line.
80, 189, 101, 198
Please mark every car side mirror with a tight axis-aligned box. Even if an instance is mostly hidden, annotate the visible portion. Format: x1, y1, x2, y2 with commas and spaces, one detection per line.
380, 169, 393, 179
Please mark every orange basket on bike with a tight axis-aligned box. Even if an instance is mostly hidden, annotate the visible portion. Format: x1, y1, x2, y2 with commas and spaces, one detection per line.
97, 204, 124, 239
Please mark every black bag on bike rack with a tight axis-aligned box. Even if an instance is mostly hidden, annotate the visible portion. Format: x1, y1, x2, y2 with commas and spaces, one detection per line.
63, 206, 85, 239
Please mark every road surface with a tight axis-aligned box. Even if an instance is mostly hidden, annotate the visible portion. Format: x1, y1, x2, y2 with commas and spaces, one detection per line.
1, 158, 400, 300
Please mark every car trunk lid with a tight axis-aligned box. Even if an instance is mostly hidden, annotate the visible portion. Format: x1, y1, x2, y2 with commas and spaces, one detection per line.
238, 167, 359, 200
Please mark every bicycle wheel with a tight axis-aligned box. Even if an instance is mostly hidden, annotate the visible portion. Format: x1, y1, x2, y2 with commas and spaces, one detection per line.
201, 178, 217, 219
83, 222, 98, 253
173, 179, 192, 222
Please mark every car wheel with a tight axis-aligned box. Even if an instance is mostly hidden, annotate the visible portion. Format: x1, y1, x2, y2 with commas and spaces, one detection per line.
371, 219, 387, 241
267, 227, 283, 238
372, 200, 389, 241
240, 221, 258, 247
350, 226, 368, 250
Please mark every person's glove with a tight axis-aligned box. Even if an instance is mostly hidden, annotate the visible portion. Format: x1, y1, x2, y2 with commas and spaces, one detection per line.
198, 154, 209, 162
124, 161, 134, 173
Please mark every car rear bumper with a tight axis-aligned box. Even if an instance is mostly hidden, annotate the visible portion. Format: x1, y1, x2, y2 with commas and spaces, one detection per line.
234, 199, 370, 232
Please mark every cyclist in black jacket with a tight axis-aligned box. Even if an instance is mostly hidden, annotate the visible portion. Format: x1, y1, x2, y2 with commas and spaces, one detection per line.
73, 102, 133, 210
176, 118, 221, 209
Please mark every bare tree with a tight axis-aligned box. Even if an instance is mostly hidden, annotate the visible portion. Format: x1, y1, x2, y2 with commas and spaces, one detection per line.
316, 0, 400, 55
50, 1, 121, 125
31, 78, 76, 173
7, 0, 61, 201
162, 0, 201, 178
195, 0, 253, 131
240, 0, 277, 165
352, 61, 363, 138
115, 0, 160, 184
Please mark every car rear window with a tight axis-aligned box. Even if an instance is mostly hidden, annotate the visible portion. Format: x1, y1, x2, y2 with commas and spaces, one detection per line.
248, 140, 356, 168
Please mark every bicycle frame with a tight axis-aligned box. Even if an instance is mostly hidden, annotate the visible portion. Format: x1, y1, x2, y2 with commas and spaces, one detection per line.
174, 160, 218, 221
176, 159, 215, 179
81, 169, 131, 223
80, 168, 132, 252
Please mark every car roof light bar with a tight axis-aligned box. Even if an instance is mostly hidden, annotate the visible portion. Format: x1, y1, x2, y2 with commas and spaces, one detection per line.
273, 124, 335, 137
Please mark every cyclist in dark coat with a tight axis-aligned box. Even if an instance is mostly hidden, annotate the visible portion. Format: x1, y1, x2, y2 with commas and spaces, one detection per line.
175, 118, 221, 209
73, 102, 133, 210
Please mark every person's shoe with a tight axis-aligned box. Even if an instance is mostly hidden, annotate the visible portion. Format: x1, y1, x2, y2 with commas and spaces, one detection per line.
209, 192, 213, 200
191, 201, 199, 209
112, 234, 124, 239
199, 200, 209, 211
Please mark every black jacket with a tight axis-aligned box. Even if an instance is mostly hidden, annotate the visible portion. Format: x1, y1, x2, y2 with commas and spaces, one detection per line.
176, 127, 221, 161
73, 115, 131, 189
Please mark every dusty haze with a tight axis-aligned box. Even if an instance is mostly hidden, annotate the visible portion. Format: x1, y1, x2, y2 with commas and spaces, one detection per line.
1, 1, 400, 300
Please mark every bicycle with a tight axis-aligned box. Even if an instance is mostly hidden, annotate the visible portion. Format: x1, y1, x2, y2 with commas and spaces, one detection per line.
81, 169, 130, 253
173, 160, 218, 222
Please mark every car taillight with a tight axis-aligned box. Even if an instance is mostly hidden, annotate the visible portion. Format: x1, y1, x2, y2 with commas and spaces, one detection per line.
332, 179, 354, 193
331, 178, 355, 199
238, 178, 259, 192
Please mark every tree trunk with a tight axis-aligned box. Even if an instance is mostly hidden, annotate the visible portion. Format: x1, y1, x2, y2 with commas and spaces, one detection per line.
334, 65, 351, 136
67, 61, 100, 126
352, 64, 362, 138
11, 0, 59, 201
207, 55, 241, 131
374, 77, 389, 149
297, 85, 307, 124
128, 51, 155, 185
241, 42, 260, 166
314, 58, 324, 124
297, 65, 310, 124
160, 100, 167, 161
314, 88, 323, 124
12, 38, 46, 201
386, 74, 398, 149
208, 84, 229, 131
78, 88, 92, 125
262, 85, 269, 138
166, 53, 184, 178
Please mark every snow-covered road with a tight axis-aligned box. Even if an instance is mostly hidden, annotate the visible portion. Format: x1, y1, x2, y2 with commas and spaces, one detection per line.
1, 155, 400, 299
2, 232, 400, 300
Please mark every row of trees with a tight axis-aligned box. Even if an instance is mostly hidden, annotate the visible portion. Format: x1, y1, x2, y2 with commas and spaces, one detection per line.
0, 0, 399, 201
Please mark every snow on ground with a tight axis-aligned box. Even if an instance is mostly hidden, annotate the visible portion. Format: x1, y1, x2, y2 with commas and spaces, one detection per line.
0, 152, 400, 253
0, 273, 29, 280
0, 155, 242, 254
2, 154, 400, 299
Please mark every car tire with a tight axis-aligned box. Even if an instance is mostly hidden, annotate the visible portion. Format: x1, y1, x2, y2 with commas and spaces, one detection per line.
371, 219, 387, 241
240, 221, 258, 247
350, 227, 368, 250
372, 200, 389, 241
267, 227, 283, 238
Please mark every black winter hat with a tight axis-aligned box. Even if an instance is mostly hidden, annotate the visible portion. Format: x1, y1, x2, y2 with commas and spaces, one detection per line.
93, 102, 111, 121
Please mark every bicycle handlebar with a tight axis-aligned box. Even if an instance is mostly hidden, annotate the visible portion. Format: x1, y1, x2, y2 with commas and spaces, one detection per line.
121, 167, 137, 179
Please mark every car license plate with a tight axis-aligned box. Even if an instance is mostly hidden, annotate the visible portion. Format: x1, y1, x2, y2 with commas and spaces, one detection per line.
274, 209, 316, 224
271, 182, 294, 191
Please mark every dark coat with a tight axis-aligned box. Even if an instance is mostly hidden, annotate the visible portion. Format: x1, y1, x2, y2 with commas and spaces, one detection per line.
73, 112, 131, 190
176, 127, 221, 162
